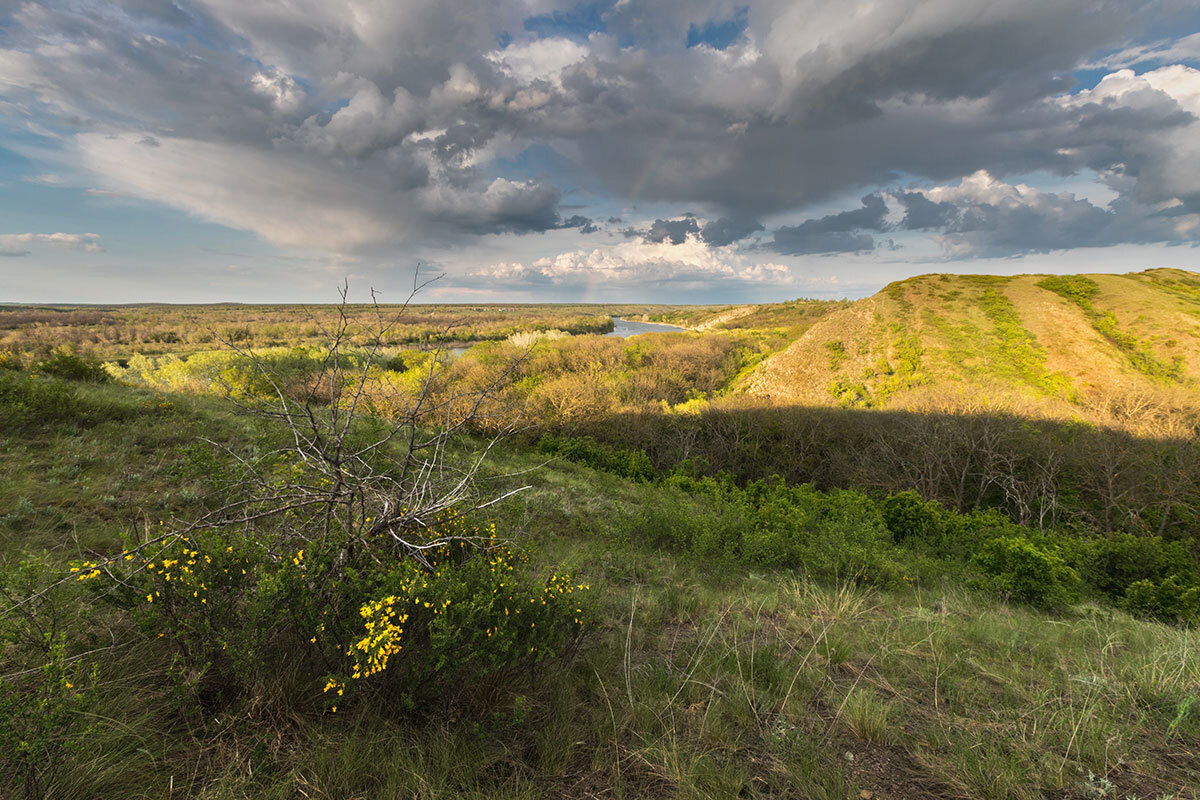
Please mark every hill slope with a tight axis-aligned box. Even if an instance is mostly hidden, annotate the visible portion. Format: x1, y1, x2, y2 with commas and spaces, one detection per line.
741, 269, 1200, 419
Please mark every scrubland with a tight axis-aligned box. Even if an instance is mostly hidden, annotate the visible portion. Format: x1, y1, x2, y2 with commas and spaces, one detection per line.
2, 270, 1199, 799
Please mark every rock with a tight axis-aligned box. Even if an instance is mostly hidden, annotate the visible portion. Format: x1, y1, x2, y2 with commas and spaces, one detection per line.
843, 751, 855, 763
860, 791, 874, 800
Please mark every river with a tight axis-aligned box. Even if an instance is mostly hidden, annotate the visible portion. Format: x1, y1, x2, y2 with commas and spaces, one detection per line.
606, 317, 687, 337
444, 316, 685, 355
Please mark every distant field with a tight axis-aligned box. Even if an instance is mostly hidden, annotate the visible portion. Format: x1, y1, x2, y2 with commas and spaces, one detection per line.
0, 302, 703, 358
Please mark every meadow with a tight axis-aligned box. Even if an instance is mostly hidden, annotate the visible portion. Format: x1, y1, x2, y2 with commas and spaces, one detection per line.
2, 272, 1199, 799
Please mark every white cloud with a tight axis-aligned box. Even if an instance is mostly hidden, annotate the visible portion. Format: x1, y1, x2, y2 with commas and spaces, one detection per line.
486, 38, 589, 87
1066, 65, 1200, 115
479, 235, 790, 286
70, 132, 568, 251
917, 169, 1198, 256
249, 68, 305, 113
1081, 32, 1200, 71
73, 132, 405, 252
291, 78, 420, 156
0, 232, 103, 256
1060, 65, 1200, 209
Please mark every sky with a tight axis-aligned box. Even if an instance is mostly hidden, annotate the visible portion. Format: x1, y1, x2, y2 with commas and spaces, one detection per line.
3, 1, 1200, 304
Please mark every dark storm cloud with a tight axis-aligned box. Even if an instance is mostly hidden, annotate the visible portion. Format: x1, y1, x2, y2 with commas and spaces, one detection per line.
3, 0, 1200, 257
771, 172, 1198, 258
700, 217, 763, 246
931, 187, 1192, 257
770, 228, 876, 255
896, 192, 958, 230
622, 213, 762, 247
645, 215, 701, 244
768, 195, 888, 255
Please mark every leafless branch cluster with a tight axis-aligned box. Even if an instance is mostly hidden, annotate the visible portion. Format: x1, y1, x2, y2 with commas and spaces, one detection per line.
1, 273, 538, 619
202, 273, 532, 565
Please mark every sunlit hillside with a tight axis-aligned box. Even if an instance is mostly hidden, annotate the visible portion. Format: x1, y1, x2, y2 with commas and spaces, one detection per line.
735, 269, 1200, 421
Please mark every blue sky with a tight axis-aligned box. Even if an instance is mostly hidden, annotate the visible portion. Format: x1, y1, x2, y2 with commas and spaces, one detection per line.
3, 1, 1200, 304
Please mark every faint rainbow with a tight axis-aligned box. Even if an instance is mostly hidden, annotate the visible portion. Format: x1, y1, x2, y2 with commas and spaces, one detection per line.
582, 114, 690, 303
626, 113, 690, 204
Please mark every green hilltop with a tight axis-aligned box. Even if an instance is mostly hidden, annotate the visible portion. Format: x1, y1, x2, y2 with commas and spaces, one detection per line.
731, 269, 1200, 415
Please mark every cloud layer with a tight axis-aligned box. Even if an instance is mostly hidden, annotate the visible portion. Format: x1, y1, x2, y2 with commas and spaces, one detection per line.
0, 232, 102, 257
480, 234, 789, 290
2, 0, 1200, 292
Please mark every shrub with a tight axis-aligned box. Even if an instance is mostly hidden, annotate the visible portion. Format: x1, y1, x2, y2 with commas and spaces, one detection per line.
1037, 275, 1099, 307
1, 372, 136, 430
649, 475, 899, 583
102, 517, 594, 713
0, 635, 96, 800
972, 536, 1080, 609
0, 372, 77, 427
0, 348, 23, 371
35, 349, 110, 383
1075, 533, 1198, 601
1121, 576, 1200, 625
0, 559, 98, 800
881, 491, 944, 542
537, 434, 656, 482
932, 508, 1021, 562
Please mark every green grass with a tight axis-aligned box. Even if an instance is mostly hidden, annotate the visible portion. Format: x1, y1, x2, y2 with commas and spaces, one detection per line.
0, 383, 257, 558
3, 378, 1199, 799
1038, 275, 1185, 384
977, 288, 1074, 397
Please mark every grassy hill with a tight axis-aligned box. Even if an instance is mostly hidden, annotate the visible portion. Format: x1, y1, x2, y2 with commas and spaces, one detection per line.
738, 269, 1200, 420
1, 376, 1198, 799
3, 276, 1200, 798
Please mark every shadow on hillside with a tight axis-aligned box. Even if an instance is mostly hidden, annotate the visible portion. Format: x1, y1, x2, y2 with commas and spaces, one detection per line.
561, 402, 1200, 539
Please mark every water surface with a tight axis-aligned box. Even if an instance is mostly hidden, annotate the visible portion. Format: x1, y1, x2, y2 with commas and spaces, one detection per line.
606, 317, 686, 337
441, 317, 685, 356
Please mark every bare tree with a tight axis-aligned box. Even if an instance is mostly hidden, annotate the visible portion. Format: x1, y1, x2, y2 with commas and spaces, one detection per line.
206, 275, 533, 566
3, 275, 533, 614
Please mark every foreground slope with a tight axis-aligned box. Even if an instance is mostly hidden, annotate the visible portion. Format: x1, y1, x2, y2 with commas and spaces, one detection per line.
1, 376, 1197, 799
741, 269, 1200, 417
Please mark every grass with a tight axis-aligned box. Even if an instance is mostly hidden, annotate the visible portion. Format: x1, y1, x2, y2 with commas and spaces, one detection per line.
977, 288, 1074, 397
0, 383, 256, 558
2, 377, 1198, 799
747, 269, 1200, 421
22, 551, 1200, 798
1037, 275, 1185, 384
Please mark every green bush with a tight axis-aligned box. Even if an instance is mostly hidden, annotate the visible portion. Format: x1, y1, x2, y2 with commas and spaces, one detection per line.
0, 348, 23, 371
537, 434, 656, 482
648, 475, 899, 583
881, 491, 944, 542
1121, 576, 1200, 625
35, 349, 110, 383
972, 536, 1080, 609
0, 372, 136, 430
102, 517, 594, 713
0, 559, 98, 800
1074, 533, 1198, 601
0, 372, 78, 427
1037, 275, 1099, 307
